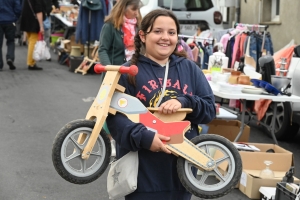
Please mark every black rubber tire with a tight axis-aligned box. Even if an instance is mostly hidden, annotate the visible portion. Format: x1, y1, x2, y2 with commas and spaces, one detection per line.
286, 123, 300, 141
261, 102, 293, 140
52, 119, 111, 184
177, 134, 242, 199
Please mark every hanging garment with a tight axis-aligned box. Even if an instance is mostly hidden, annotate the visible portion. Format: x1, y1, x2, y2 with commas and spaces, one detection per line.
179, 39, 194, 61
220, 33, 231, 53
198, 42, 213, 69
231, 34, 241, 68
225, 36, 235, 69
75, 0, 107, 44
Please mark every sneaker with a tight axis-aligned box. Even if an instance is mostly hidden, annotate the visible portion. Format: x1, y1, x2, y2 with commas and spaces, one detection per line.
28, 65, 43, 70
46, 58, 51, 62
111, 140, 116, 157
7, 60, 16, 70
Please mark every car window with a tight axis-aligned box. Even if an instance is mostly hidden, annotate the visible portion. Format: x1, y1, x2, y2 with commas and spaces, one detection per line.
158, 0, 213, 11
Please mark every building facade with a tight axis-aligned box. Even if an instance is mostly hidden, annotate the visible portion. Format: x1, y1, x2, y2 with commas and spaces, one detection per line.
215, 0, 300, 52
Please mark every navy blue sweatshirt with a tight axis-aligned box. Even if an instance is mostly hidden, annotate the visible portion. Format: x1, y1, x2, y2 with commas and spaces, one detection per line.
106, 54, 216, 200
0, 0, 21, 24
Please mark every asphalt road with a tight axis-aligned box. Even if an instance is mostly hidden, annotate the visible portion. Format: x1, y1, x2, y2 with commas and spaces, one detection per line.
0, 44, 299, 200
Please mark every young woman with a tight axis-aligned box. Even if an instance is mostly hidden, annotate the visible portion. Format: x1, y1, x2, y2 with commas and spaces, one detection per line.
106, 9, 216, 200
98, 0, 141, 65
98, 0, 141, 156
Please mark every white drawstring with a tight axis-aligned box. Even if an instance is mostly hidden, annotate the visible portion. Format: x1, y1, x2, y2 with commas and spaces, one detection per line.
155, 60, 169, 108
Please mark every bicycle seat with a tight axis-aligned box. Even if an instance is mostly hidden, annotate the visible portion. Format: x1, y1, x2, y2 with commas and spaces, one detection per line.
147, 108, 192, 122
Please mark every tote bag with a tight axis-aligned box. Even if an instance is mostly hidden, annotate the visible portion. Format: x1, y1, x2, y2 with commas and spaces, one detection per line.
107, 151, 138, 199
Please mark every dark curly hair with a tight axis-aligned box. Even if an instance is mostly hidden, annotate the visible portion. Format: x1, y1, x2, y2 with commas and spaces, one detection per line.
128, 9, 187, 86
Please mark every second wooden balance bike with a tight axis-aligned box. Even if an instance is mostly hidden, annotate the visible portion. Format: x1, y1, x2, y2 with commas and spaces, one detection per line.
52, 64, 242, 199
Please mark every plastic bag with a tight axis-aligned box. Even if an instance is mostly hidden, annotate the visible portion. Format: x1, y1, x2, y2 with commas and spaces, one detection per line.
33, 39, 51, 61
43, 17, 51, 30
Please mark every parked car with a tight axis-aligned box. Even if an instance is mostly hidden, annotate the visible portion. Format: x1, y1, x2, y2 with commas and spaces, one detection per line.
140, 0, 224, 36
261, 57, 300, 140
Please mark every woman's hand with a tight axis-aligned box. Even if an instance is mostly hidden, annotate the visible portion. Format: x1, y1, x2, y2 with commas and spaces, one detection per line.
39, 26, 44, 35
158, 99, 182, 114
149, 133, 171, 154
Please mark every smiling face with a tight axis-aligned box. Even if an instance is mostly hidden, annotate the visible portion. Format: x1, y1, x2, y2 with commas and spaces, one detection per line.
139, 16, 178, 65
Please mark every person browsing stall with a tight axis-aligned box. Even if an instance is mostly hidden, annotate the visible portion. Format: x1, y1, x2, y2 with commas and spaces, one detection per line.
0, 0, 22, 70
186, 21, 212, 45
98, 0, 141, 157
106, 9, 216, 200
20, 0, 46, 70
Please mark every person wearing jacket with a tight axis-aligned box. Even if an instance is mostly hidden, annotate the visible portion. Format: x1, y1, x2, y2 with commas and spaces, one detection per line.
98, 0, 141, 66
98, 0, 141, 157
20, 0, 46, 70
106, 9, 216, 200
0, 0, 22, 70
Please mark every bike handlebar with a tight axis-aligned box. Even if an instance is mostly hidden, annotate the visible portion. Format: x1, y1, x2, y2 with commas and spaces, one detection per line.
94, 64, 138, 76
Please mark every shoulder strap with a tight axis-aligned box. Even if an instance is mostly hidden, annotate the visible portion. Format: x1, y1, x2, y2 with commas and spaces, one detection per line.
27, 0, 37, 19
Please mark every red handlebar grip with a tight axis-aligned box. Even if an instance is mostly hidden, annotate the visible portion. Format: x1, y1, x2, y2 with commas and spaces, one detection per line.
94, 64, 138, 75
94, 64, 105, 74
119, 65, 138, 76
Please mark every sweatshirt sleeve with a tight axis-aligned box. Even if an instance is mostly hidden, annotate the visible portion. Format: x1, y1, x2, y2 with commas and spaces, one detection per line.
176, 61, 216, 125
98, 23, 113, 65
13, 0, 22, 20
106, 73, 156, 151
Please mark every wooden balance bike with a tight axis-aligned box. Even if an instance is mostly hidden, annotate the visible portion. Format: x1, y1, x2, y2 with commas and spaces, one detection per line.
52, 64, 242, 199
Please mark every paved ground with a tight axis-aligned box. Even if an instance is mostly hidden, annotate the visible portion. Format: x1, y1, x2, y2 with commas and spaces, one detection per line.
0, 43, 299, 200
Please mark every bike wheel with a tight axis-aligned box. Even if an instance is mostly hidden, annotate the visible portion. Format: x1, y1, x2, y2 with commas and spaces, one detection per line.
52, 119, 111, 184
177, 134, 242, 199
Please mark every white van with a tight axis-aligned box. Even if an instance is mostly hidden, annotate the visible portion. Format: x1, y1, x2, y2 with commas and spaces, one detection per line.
140, 0, 224, 36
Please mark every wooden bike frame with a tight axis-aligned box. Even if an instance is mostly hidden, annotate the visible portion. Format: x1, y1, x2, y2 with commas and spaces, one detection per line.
80, 64, 216, 171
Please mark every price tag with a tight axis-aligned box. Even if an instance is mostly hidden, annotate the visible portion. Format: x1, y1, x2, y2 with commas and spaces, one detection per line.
240, 171, 247, 187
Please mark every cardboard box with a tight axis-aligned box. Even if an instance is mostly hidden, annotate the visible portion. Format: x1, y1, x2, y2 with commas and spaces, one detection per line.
238, 143, 299, 199
207, 119, 250, 142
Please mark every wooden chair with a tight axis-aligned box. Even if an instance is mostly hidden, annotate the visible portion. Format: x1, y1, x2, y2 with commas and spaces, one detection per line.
74, 45, 99, 75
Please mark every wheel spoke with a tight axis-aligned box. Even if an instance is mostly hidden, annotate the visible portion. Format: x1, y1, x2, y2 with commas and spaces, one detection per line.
65, 151, 81, 162
213, 168, 226, 182
90, 151, 102, 157
80, 159, 87, 173
69, 136, 84, 150
215, 155, 229, 165
204, 144, 210, 156
275, 115, 282, 131
197, 171, 210, 185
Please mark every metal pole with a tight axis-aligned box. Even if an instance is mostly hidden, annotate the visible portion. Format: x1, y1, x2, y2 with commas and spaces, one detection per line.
87, 10, 91, 58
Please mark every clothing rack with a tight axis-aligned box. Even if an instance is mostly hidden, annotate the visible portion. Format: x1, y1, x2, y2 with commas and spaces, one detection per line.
236, 23, 269, 31
178, 34, 214, 41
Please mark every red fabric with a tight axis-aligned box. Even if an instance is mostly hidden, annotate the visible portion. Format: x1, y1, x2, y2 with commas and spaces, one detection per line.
122, 17, 137, 51
254, 99, 272, 121
123, 27, 135, 50
273, 45, 295, 76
